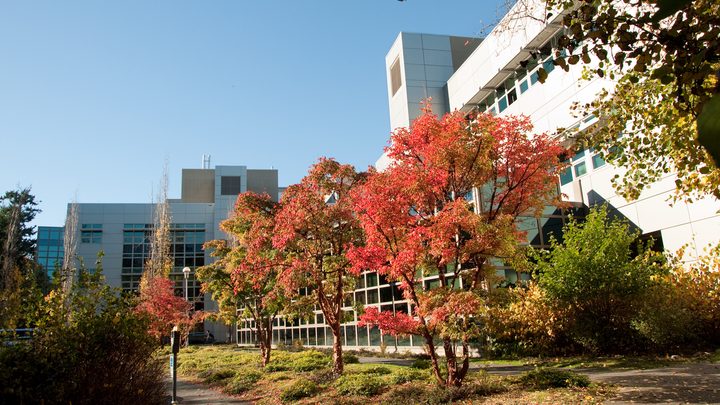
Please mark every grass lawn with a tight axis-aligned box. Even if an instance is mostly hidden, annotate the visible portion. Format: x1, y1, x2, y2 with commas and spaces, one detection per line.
170, 345, 616, 404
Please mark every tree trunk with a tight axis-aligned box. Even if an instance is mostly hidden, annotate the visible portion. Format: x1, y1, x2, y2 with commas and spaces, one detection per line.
257, 318, 273, 367
455, 340, 470, 385
443, 337, 460, 387
417, 329, 443, 385
331, 323, 344, 376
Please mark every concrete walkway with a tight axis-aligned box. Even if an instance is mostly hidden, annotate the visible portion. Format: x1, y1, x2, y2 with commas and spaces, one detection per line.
168, 377, 249, 404
359, 356, 720, 403
584, 363, 720, 404
476, 361, 720, 404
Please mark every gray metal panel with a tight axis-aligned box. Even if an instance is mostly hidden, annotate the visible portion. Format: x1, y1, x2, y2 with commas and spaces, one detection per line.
247, 169, 279, 201
181, 169, 215, 203
449, 36, 482, 71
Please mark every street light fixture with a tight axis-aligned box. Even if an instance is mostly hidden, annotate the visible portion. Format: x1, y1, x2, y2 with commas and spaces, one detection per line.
182, 266, 191, 302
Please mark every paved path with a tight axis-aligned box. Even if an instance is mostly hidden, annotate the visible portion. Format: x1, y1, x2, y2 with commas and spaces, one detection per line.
584, 363, 720, 404
476, 362, 720, 404
168, 377, 249, 404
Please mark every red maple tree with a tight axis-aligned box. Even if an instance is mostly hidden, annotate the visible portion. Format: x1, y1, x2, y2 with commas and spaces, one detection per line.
273, 158, 365, 376
350, 105, 565, 387
136, 276, 203, 342
208, 191, 286, 366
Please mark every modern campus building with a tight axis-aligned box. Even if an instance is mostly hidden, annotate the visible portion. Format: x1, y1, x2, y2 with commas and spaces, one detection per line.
38, 164, 279, 340
237, 0, 720, 350
378, 3, 719, 258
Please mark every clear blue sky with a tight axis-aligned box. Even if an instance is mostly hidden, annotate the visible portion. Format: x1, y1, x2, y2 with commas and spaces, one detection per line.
0, 0, 504, 227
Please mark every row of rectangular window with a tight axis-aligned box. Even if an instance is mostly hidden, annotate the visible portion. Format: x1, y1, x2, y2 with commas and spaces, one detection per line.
476, 31, 565, 115
37, 245, 64, 253
37, 230, 64, 240
80, 230, 102, 244
238, 325, 422, 348
124, 223, 205, 229
559, 148, 607, 186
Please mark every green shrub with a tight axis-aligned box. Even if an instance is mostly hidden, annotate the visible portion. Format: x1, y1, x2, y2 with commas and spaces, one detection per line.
467, 371, 508, 396
383, 383, 431, 404
0, 264, 166, 405
384, 384, 475, 405
389, 368, 426, 384
223, 368, 263, 394
534, 206, 666, 353
290, 351, 330, 372
519, 368, 591, 389
410, 359, 431, 369
343, 353, 360, 364
308, 368, 335, 384
200, 368, 236, 384
266, 372, 291, 381
292, 339, 304, 351
335, 373, 387, 396
177, 359, 201, 376
362, 365, 392, 375
267, 350, 330, 372
280, 378, 319, 402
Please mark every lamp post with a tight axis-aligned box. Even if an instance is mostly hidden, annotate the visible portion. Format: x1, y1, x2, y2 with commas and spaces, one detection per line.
170, 325, 180, 405
182, 266, 191, 302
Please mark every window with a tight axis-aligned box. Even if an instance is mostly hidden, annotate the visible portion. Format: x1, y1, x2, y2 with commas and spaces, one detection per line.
366, 272, 378, 287
572, 150, 585, 161
530, 70, 540, 84
519, 79, 529, 93
507, 88, 517, 105
80, 224, 102, 244
390, 57, 402, 96
220, 176, 242, 196
498, 96, 508, 113
574, 161, 587, 177
559, 166, 573, 185
592, 154, 606, 169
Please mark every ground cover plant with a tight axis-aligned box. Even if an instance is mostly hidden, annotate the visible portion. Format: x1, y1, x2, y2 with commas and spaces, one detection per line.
173, 345, 614, 404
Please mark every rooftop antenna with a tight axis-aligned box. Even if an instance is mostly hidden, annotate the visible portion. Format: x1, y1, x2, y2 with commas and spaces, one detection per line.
202, 154, 211, 169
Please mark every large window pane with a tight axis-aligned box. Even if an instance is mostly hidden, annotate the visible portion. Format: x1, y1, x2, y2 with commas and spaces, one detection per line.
574, 161, 587, 177
592, 154, 606, 169
380, 287, 393, 303
357, 326, 368, 346
370, 327, 381, 345
367, 289, 379, 304
559, 166, 573, 185
346, 326, 357, 346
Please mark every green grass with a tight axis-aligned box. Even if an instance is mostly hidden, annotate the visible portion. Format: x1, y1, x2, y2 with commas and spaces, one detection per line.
469, 358, 531, 366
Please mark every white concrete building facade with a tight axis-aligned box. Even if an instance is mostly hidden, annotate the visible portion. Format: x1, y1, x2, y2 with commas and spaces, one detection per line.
381, 1, 719, 259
